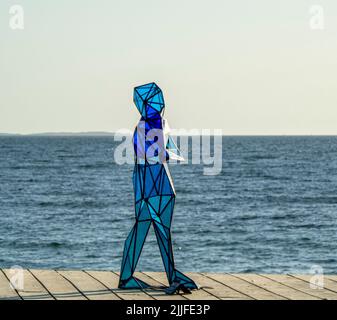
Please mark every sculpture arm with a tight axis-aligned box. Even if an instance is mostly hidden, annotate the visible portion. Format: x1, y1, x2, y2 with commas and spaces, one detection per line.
162, 118, 185, 162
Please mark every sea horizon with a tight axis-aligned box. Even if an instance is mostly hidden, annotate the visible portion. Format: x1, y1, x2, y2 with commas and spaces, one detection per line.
1, 132, 337, 137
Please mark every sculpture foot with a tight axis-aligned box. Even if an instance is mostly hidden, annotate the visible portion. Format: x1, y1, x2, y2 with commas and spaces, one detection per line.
172, 270, 198, 290
118, 276, 150, 289
165, 281, 192, 295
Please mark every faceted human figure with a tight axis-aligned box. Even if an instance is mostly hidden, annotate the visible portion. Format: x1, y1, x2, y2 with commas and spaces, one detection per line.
118, 82, 197, 293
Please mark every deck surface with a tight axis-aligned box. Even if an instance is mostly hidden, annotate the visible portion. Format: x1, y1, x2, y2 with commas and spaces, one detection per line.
1, 269, 337, 300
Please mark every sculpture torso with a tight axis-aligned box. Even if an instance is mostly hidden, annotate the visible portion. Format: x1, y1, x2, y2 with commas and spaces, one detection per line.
132, 114, 176, 201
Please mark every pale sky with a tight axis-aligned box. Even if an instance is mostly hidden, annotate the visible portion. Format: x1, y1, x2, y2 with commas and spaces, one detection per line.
0, 0, 336, 135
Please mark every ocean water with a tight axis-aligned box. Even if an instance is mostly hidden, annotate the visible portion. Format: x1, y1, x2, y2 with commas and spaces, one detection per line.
0, 136, 336, 274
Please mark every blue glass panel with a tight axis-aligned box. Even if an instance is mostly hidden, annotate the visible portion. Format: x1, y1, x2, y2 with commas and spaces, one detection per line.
148, 196, 160, 213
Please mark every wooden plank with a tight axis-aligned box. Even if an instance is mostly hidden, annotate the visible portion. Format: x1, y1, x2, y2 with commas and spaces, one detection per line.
192, 273, 252, 300
2, 269, 336, 301
205, 273, 286, 300
142, 272, 169, 286
143, 272, 219, 300
2, 269, 54, 300
58, 270, 120, 300
290, 275, 337, 297
86, 271, 154, 300
29, 269, 86, 300
0, 270, 21, 300
324, 275, 337, 286
232, 274, 319, 300
135, 272, 187, 300
262, 274, 337, 300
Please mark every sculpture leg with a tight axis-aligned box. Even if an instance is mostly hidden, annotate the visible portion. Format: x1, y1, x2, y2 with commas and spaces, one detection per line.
118, 220, 151, 289
153, 221, 175, 282
153, 198, 198, 290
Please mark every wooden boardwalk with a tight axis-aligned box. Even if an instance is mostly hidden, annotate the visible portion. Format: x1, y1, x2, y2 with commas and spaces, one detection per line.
1, 269, 337, 300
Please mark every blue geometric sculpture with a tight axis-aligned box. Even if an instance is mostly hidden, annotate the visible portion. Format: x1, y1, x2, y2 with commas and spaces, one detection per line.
118, 82, 197, 294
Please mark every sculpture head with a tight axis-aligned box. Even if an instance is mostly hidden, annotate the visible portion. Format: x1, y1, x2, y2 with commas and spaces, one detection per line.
133, 82, 165, 119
